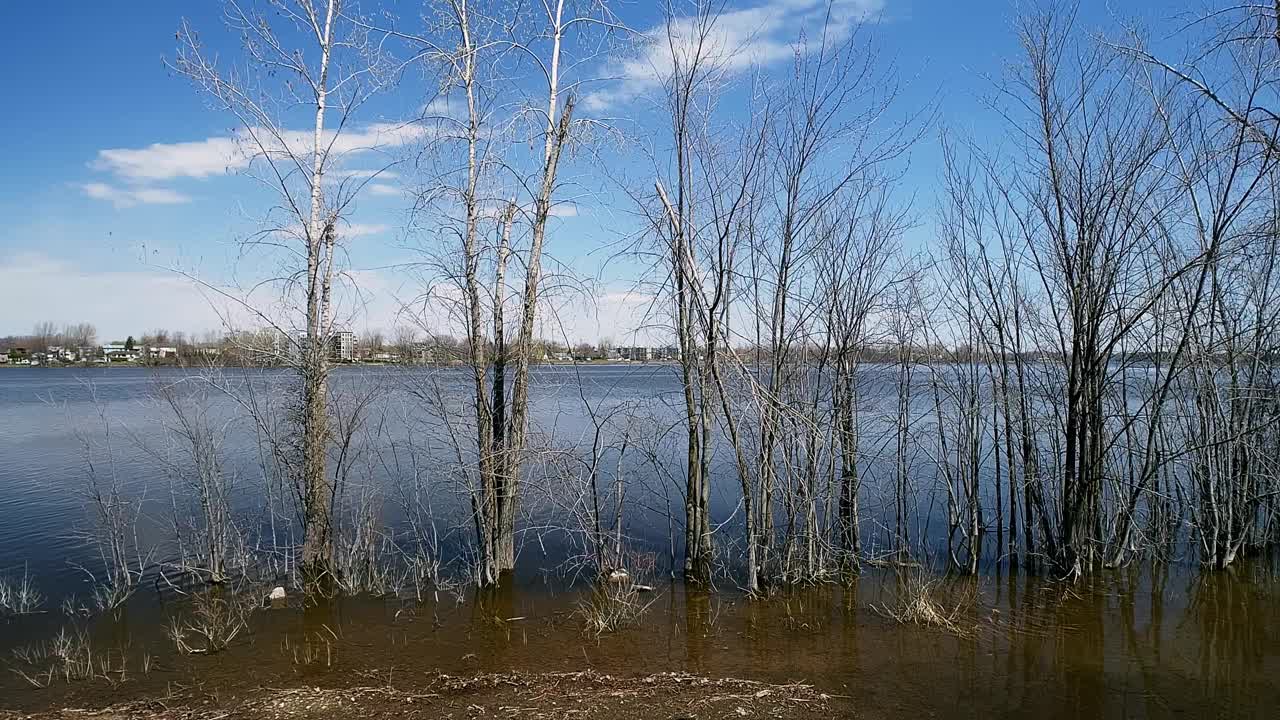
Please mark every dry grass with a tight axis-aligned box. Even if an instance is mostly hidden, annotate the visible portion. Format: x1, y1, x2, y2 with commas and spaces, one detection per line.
166, 587, 259, 655
0, 568, 44, 616
281, 628, 337, 668
873, 570, 978, 636
575, 573, 659, 636
6, 627, 133, 688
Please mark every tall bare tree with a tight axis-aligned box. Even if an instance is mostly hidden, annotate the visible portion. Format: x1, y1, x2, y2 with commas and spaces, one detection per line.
173, 0, 389, 595
389, 0, 614, 585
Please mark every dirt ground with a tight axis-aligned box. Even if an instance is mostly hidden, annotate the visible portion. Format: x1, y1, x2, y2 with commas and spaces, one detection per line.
0, 671, 845, 719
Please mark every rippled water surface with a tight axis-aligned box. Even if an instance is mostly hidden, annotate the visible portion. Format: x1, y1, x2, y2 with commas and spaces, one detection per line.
1, 366, 1279, 718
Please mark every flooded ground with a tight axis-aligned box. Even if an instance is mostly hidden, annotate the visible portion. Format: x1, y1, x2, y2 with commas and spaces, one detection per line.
3, 559, 1279, 718
3, 368, 1280, 717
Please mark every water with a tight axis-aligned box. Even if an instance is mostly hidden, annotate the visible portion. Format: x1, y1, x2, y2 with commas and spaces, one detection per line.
0, 364, 694, 595
2, 563, 1278, 717
1, 365, 1279, 718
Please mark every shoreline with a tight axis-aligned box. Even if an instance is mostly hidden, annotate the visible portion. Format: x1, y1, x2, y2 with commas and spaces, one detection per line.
0, 360, 679, 370
2, 560, 1276, 719
0, 669, 837, 719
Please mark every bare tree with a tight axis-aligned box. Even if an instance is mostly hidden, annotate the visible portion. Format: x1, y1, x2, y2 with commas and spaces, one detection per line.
645, 0, 755, 586
987, 6, 1182, 575
151, 376, 242, 584
819, 186, 905, 570
68, 384, 153, 611
64, 323, 98, 352
31, 321, 58, 353
173, 0, 391, 595
386, 0, 616, 586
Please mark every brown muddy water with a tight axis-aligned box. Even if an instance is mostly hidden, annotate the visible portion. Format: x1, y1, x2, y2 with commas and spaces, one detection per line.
3, 560, 1279, 719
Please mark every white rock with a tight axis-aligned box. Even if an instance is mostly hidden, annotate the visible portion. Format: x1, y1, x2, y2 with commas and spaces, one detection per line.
269, 586, 287, 601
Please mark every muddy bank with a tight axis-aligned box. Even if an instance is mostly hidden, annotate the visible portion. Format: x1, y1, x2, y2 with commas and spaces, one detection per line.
0, 670, 838, 719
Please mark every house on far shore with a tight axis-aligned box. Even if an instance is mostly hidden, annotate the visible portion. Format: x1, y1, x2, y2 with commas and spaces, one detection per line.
102, 343, 139, 362
616, 346, 653, 362
48, 346, 71, 362
615, 346, 681, 362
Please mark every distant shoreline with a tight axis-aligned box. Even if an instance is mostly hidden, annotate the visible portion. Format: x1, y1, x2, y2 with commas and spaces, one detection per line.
0, 359, 681, 370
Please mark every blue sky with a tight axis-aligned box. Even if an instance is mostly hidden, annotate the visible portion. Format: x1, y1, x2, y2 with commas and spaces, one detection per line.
0, 0, 1172, 343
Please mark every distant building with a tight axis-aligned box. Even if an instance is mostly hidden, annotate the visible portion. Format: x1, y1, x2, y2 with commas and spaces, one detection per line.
616, 346, 681, 362
617, 346, 653, 362
45, 345, 87, 362
331, 331, 356, 362
102, 343, 139, 362
272, 330, 293, 359
412, 344, 461, 364
295, 330, 356, 362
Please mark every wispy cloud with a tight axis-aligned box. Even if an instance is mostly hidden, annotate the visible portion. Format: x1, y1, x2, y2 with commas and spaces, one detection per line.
80, 183, 191, 208
0, 251, 654, 344
0, 252, 231, 339
83, 123, 425, 208
419, 96, 460, 117
339, 169, 400, 181
92, 137, 241, 182
584, 0, 885, 112
368, 183, 403, 197
343, 222, 390, 238
91, 122, 429, 183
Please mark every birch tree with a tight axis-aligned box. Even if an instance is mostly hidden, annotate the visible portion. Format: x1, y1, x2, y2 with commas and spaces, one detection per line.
173, 0, 389, 595
390, 0, 615, 586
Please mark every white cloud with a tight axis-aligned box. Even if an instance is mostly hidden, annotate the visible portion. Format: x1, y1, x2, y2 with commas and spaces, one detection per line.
0, 252, 404, 341
420, 97, 459, 117
580, 290, 660, 343
368, 183, 403, 197
338, 275, 658, 345
343, 223, 390, 238
91, 122, 430, 183
92, 137, 242, 182
0, 252, 665, 346
0, 252, 233, 340
339, 169, 400, 181
81, 183, 191, 208
584, 0, 885, 112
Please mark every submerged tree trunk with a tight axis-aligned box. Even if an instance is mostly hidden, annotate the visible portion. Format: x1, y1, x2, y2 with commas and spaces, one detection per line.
501, 93, 576, 572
